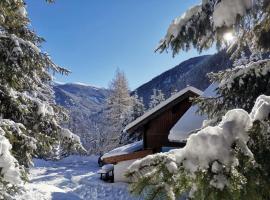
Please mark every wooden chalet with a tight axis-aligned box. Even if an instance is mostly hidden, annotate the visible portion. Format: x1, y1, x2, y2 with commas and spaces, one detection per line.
102, 86, 203, 165
124, 86, 202, 151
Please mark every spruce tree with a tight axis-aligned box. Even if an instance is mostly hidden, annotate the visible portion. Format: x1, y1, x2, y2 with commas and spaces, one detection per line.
0, 0, 84, 198
131, 92, 145, 120
120, 92, 146, 144
127, 1, 270, 199
149, 89, 165, 109
170, 88, 178, 96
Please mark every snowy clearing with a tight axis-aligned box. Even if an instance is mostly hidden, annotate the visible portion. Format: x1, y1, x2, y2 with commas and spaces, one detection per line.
16, 156, 141, 200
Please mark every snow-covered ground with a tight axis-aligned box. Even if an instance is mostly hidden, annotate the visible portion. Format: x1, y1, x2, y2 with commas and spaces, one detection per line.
16, 156, 141, 200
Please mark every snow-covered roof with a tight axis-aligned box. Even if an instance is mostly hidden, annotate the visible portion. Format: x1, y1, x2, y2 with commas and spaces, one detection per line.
101, 140, 143, 160
168, 84, 217, 142
124, 86, 203, 133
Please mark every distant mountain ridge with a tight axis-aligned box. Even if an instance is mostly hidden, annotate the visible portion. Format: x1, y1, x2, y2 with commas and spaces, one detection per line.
54, 83, 108, 112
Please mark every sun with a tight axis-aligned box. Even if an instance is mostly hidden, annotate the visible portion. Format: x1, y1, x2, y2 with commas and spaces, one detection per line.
223, 32, 235, 43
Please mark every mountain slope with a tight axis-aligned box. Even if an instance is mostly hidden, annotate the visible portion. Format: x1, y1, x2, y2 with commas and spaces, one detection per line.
53, 83, 110, 152
54, 83, 108, 113
135, 50, 232, 106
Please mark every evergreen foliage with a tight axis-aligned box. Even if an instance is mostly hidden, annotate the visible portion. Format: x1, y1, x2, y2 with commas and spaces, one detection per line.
149, 89, 165, 109
0, 0, 84, 198
170, 88, 178, 96
120, 92, 146, 145
156, 0, 270, 57
131, 92, 145, 120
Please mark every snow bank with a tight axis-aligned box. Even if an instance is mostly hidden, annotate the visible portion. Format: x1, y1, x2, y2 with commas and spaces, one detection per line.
169, 84, 217, 142
101, 141, 143, 160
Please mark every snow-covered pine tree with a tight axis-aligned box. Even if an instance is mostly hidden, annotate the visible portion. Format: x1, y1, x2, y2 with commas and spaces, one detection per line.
170, 88, 178, 96
149, 89, 165, 109
105, 69, 133, 151
0, 0, 84, 198
127, 1, 270, 199
131, 92, 145, 120
120, 92, 146, 144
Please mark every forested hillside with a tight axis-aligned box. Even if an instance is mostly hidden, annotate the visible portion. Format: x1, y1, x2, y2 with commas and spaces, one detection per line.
135, 51, 232, 106
54, 83, 110, 153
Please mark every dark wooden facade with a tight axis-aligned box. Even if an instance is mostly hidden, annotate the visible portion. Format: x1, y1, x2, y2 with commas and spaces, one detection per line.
143, 97, 191, 151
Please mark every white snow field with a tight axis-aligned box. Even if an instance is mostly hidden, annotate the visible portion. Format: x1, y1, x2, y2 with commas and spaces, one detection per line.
16, 156, 141, 200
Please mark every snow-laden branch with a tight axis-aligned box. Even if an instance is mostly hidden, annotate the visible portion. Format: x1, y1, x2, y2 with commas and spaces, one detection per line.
156, 5, 202, 51
156, 0, 256, 54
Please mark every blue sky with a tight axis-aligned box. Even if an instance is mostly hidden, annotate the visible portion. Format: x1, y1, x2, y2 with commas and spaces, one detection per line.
26, 0, 215, 90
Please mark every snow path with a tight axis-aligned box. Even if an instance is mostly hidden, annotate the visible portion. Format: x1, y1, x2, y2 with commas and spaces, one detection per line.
16, 156, 141, 200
